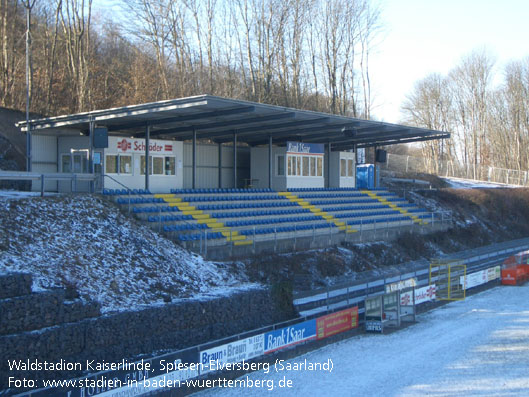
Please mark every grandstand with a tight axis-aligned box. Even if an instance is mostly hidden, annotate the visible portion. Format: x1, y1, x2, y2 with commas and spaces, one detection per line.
103, 186, 438, 257
15, 95, 450, 257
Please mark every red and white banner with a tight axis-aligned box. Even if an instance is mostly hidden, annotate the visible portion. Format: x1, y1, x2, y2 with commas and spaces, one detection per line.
112, 137, 174, 154
400, 285, 436, 306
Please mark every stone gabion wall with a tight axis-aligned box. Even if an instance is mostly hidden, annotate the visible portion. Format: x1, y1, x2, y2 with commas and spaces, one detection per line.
0, 272, 32, 299
0, 272, 293, 391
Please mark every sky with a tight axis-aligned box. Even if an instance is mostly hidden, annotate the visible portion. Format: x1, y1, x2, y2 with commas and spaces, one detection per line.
370, 0, 529, 123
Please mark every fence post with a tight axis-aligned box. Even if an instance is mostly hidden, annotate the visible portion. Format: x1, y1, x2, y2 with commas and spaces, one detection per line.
204, 230, 208, 258
328, 222, 332, 244
40, 174, 44, 197
360, 218, 363, 242
294, 223, 297, 251
431, 212, 434, 228
374, 218, 377, 238
312, 223, 315, 242
230, 230, 233, 257
274, 226, 277, 253
199, 229, 203, 254
253, 226, 256, 254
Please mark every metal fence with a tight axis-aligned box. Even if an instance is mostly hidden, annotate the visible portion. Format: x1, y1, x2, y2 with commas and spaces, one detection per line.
0, 170, 98, 196
293, 237, 529, 317
382, 153, 529, 186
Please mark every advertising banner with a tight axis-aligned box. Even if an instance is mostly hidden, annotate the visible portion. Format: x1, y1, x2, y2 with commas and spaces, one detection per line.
109, 136, 175, 154
199, 334, 264, 374
365, 320, 382, 333
487, 266, 501, 282
286, 141, 324, 155
414, 285, 437, 304
462, 270, 488, 290
316, 307, 359, 340
25, 348, 199, 397
264, 319, 317, 354
385, 278, 417, 293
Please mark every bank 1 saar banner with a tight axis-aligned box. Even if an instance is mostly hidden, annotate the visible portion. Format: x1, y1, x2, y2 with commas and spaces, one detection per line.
264, 320, 317, 354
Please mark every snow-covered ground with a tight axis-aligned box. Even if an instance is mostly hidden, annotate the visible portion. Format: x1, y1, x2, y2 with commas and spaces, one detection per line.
199, 284, 529, 396
443, 177, 519, 189
0, 193, 256, 313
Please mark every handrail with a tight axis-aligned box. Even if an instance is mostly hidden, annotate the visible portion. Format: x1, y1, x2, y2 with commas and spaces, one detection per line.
0, 170, 97, 196
102, 174, 199, 240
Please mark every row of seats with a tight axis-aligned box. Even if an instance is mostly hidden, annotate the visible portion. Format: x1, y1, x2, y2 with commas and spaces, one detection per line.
163, 223, 208, 231
286, 187, 388, 192
239, 222, 337, 236
103, 188, 151, 195
176, 231, 225, 241
117, 197, 164, 204
195, 202, 299, 211
209, 208, 311, 218
182, 195, 285, 202
333, 210, 399, 219
224, 216, 317, 228
148, 214, 194, 222
171, 188, 273, 194
297, 193, 368, 199
322, 204, 386, 212
133, 206, 173, 214
310, 199, 383, 205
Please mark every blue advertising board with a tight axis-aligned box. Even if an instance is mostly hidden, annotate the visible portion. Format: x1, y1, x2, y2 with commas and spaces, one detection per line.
264, 319, 317, 354
286, 141, 324, 155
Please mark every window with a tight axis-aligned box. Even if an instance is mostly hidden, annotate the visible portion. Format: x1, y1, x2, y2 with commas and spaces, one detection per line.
296, 156, 301, 176
140, 155, 152, 175
105, 155, 118, 174
165, 157, 176, 175
104, 154, 133, 175
153, 157, 164, 175
277, 155, 285, 176
348, 159, 354, 177
142, 155, 176, 176
119, 155, 132, 174
61, 154, 71, 173
302, 157, 309, 176
287, 154, 323, 177
340, 159, 347, 177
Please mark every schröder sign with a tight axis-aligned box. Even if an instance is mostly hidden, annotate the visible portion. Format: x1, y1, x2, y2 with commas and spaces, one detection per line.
264, 319, 316, 354
286, 141, 324, 155
199, 334, 264, 374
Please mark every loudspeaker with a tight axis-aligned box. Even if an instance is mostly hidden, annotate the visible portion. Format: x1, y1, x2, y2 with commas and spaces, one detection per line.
375, 149, 387, 163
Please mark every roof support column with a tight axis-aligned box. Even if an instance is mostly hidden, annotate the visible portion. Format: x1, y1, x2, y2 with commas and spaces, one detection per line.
89, 119, 94, 193
145, 125, 151, 192
233, 132, 237, 188
268, 135, 273, 189
326, 142, 331, 188
192, 127, 197, 189
353, 144, 357, 188
26, 123, 31, 172
218, 143, 223, 188
373, 145, 378, 188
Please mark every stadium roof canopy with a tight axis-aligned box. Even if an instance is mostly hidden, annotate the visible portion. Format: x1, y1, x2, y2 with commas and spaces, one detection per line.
17, 95, 449, 149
